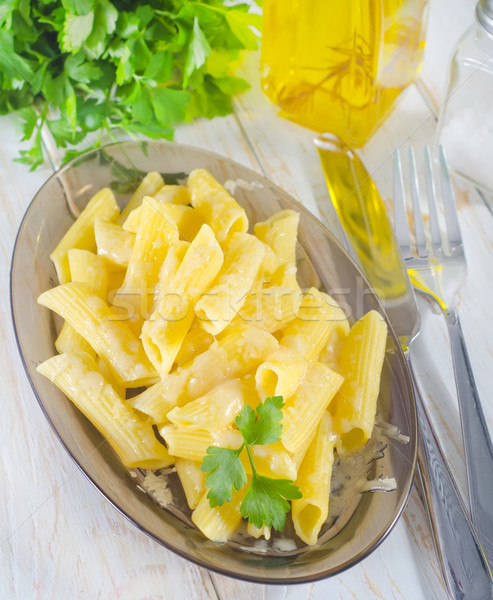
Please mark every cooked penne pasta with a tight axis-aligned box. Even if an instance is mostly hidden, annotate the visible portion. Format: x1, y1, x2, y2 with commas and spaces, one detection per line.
280, 288, 341, 360
38, 282, 158, 387
116, 196, 179, 326
97, 356, 125, 398
119, 171, 164, 222
331, 310, 388, 453
167, 379, 244, 432
68, 249, 108, 299
130, 324, 278, 421
192, 486, 246, 543
50, 187, 120, 284
141, 224, 223, 375
281, 363, 343, 455
153, 185, 191, 205
254, 209, 299, 268
256, 345, 309, 402
162, 204, 205, 242
175, 459, 207, 510
292, 411, 337, 545
269, 261, 301, 292
123, 202, 204, 243
318, 303, 351, 370
173, 325, 214, 367
153, 240, 190, 309
36, 353, 171, 469
55, 321, 96, 359
255, 209, 300, 293
231, 286, 301, 333
160, 426, 242, 462
252, 242, 278, 288
94, 219, 135, 269
256, 288, 339, 401
187, 169, 248, 244
194, 232, 265, 335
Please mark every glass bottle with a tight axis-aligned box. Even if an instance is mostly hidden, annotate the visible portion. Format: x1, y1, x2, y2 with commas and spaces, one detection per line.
260, 0, 429, 147
436, 0, 493, 196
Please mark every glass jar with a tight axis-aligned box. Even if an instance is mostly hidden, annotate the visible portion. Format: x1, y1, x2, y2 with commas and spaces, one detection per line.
260, 0, 429, 147
436, 0, 493, 196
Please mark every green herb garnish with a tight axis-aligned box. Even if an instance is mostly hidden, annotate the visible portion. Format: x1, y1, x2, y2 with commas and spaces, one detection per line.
201, 396, 302, 531
0, 1, 261, 169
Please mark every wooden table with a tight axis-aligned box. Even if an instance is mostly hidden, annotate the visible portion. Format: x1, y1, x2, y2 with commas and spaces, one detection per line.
3, 0, 492, 597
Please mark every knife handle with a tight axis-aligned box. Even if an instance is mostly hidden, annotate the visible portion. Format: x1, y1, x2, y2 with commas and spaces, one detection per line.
407, 355, 492, 599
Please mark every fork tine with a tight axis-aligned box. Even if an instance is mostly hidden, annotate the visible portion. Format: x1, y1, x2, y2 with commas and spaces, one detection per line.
438, 146, 463, 252
393, 150, 413, 259
409, 148, 428, 258
424, 146, 443, 256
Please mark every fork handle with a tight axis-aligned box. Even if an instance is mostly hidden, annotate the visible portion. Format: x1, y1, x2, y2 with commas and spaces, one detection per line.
446, 311, 493, 566
407, 355, 492, 599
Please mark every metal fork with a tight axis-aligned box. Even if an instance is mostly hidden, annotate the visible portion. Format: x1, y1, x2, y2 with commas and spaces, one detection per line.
394, 146, 493, 568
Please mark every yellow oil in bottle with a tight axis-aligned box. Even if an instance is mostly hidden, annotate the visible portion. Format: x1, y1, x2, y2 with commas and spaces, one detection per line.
261, 0, 428, 147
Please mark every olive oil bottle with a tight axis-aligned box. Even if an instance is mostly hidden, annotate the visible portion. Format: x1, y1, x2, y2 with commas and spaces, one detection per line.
261, 0, 429, 146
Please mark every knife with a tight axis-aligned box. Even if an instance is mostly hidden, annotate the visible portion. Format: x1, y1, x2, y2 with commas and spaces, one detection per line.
315, 133, 492, 600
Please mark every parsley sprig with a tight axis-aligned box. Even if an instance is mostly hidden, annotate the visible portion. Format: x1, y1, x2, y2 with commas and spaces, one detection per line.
0, 0, 261, 169
201, 397, 302, 531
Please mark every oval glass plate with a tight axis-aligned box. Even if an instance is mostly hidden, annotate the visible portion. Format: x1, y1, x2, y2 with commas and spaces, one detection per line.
10, 140, 417, 584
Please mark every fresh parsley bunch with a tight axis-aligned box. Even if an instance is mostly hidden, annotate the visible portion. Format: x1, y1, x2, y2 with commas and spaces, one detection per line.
0, 0, 261, 169
201, 396, 302, 532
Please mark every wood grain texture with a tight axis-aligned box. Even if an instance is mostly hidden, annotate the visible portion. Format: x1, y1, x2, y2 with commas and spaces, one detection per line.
3, 0, 492, 598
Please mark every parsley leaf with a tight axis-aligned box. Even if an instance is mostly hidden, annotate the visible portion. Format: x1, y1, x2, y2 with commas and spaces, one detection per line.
241, 472, 302, 531
235, 396, 284, 446
184, 17, 211, 87
201, 446, 247, 507
201, 397, 302, 532
1, 0, 260, 169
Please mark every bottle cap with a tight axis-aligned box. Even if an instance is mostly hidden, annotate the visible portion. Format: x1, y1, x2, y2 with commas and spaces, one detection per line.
477, 0, 493, 35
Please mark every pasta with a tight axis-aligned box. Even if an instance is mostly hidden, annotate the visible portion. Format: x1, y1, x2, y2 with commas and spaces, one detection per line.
37, 167, 390, 549
291, 411, 337, 545
194, 232, 266, 334
94, 220, 135, 269
175, 459, 207, 510
187, 169, 248, 244
50, 187, 120, 284
330, 310, 388, 453
37, 352, 171, 469
141, 224, 223, 375
38, 282, 158, 388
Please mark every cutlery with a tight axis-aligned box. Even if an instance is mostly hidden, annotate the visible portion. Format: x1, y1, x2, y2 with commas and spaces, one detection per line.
394, 146, 493, 568
315, 133, 492, 599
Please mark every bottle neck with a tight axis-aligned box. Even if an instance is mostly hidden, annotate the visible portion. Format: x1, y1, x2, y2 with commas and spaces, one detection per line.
476, 0, 493, 36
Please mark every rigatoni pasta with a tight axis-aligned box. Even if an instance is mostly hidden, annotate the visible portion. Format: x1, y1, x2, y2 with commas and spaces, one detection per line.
331, 310, 388, 453
291, 411, 337, 545
94, 220, 135, 269
187, 168, 248, 244
37, 167, 390, 549
141, 224, 223, 375
38, 282, 158, 388
37, 352, 171, 469
194, 232, 265, 334
50, 187, 120, 284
